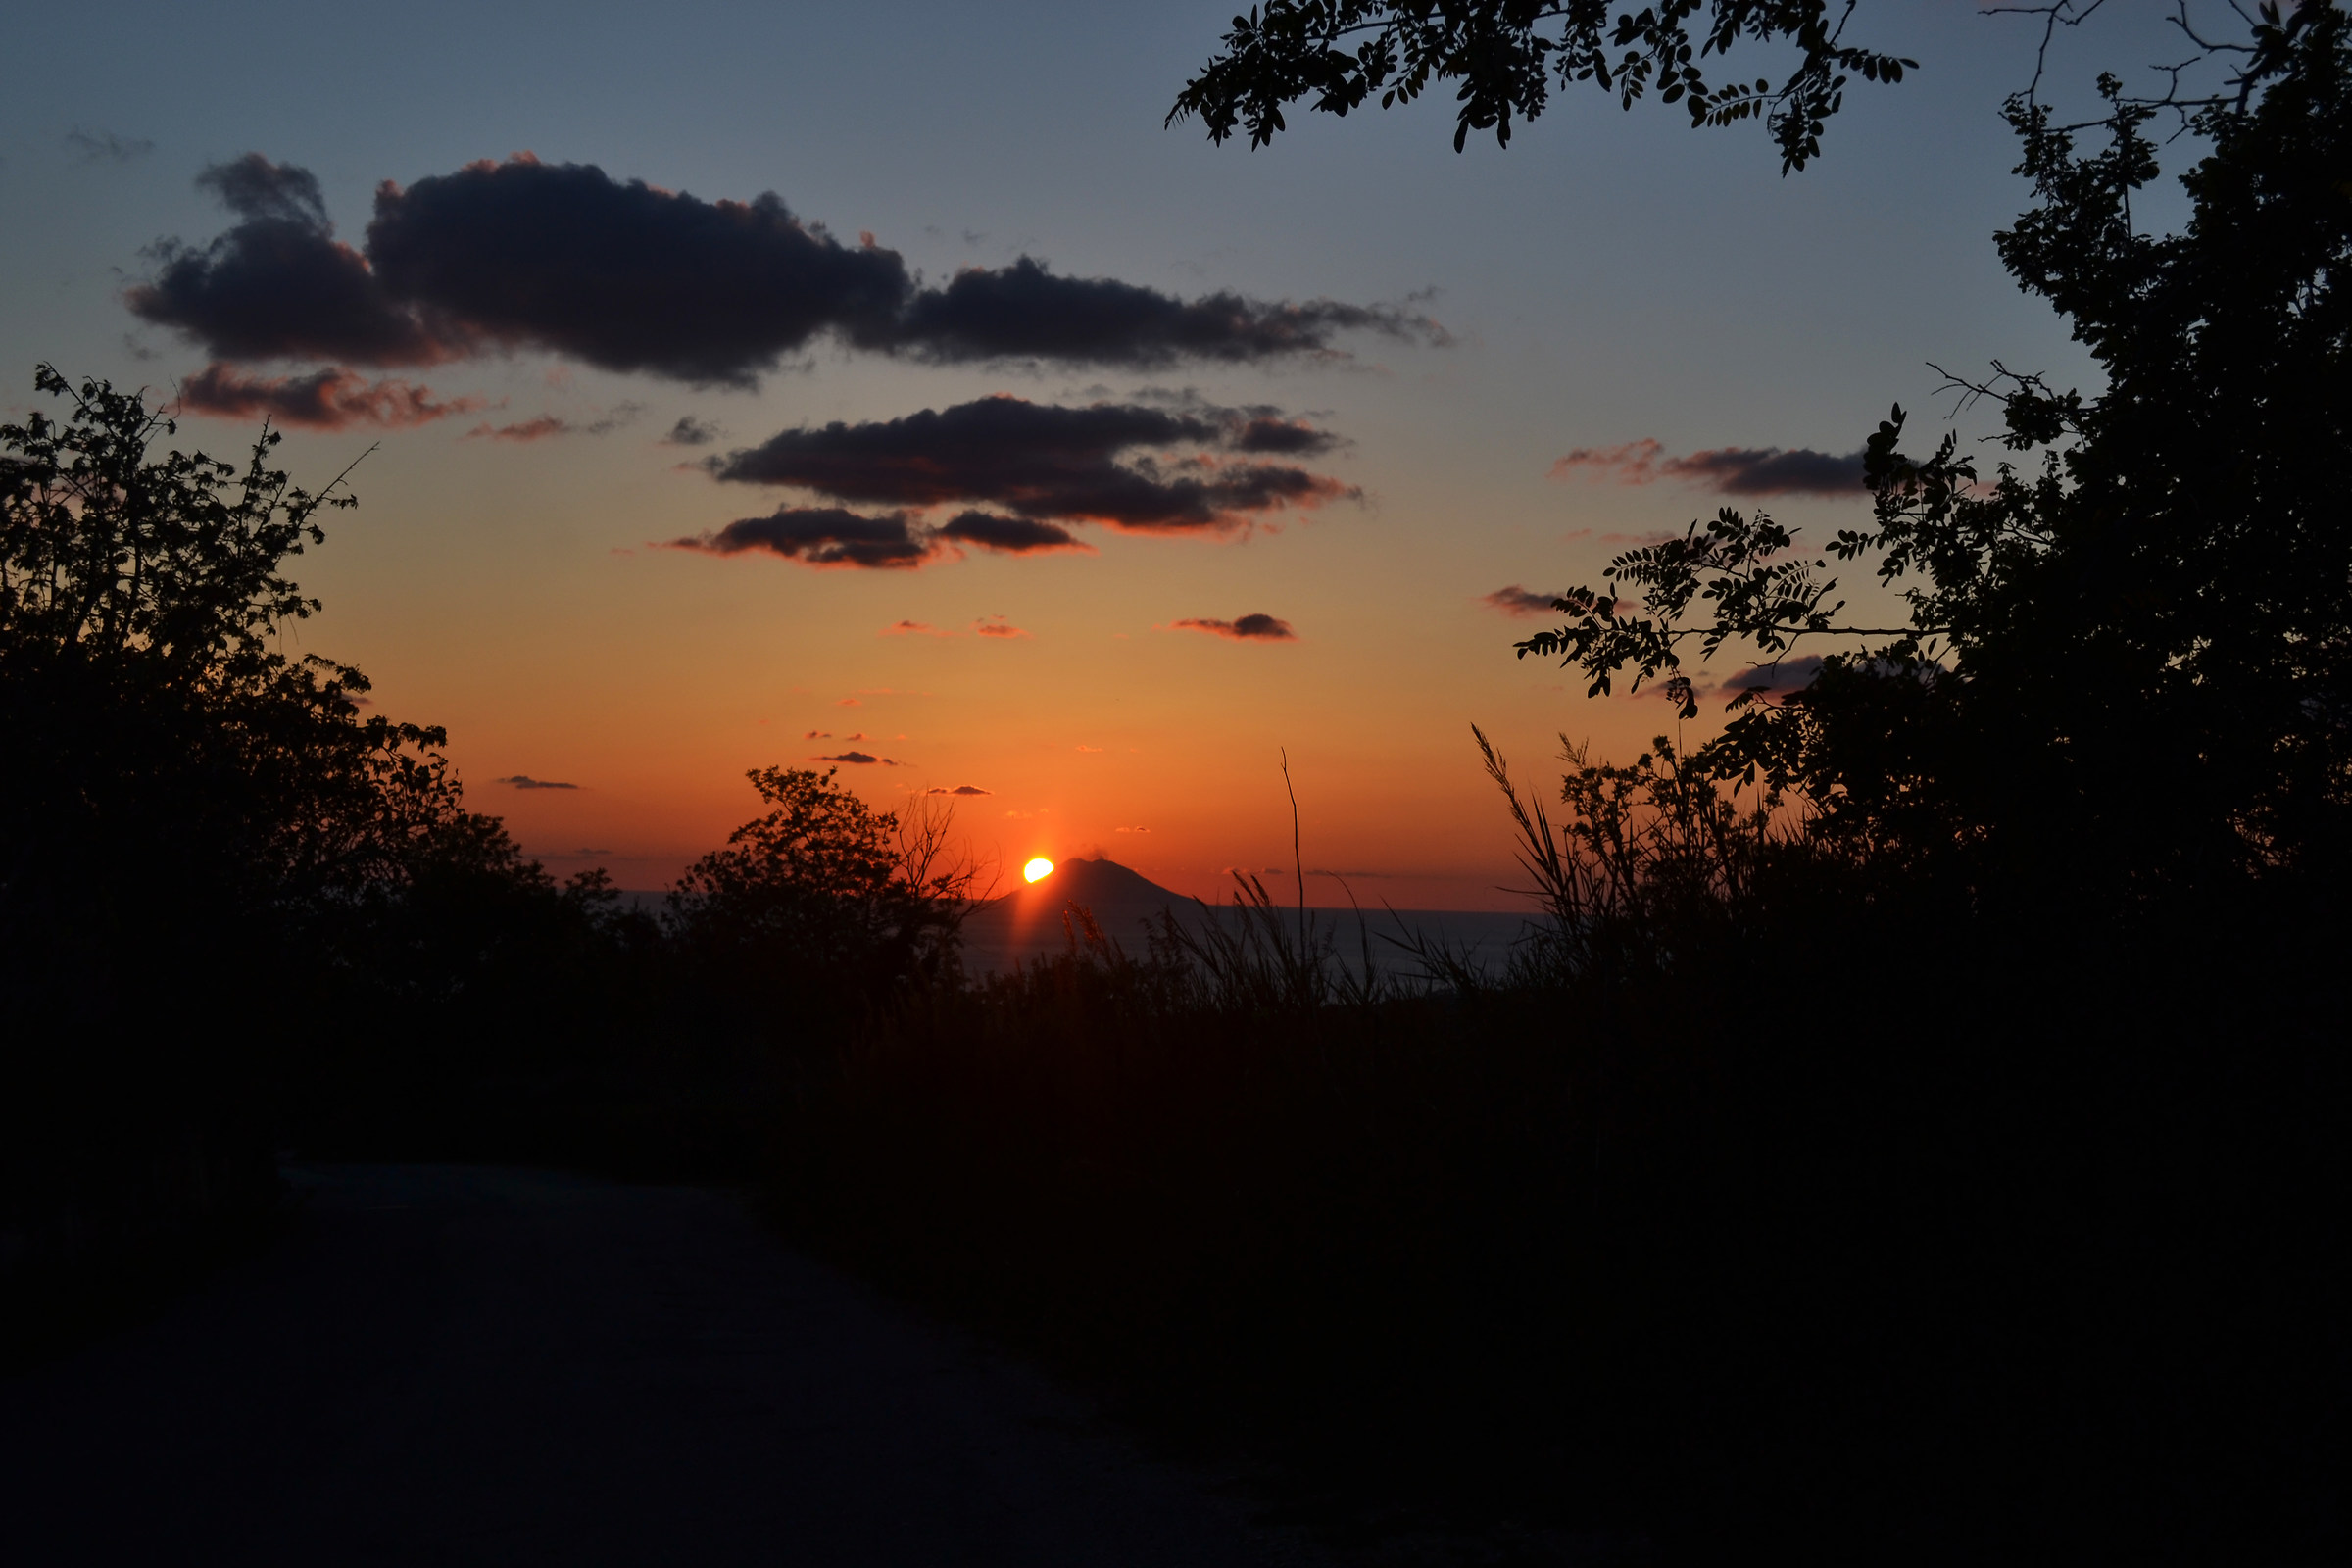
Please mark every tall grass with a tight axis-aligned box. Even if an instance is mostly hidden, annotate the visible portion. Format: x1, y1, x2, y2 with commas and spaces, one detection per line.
767, 736, 2346, 1563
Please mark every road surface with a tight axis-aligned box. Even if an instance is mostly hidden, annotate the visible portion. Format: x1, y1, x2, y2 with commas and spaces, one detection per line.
0, 1164, 1330, 1567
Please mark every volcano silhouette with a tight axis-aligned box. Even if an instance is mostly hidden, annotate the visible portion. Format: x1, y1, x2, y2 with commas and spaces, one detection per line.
958, 856, 1202, 974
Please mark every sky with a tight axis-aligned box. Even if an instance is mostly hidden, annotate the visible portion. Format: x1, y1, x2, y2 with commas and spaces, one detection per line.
0, 1, 2205, 906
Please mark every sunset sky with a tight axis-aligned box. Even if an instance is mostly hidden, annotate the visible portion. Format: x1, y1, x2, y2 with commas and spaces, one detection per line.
0, 2, 2177, 906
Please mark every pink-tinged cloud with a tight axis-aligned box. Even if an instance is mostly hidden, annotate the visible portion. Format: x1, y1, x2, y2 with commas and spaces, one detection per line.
1168, 612, 1297, 642
1075, 744, 1103, 753
1483, 585, 1569, 618
973, 615, 1029, 639
881, 619, 950, 637
465, 403, 640, 442
803, 730, 831, 739
176, 363, 483, 430
467, 415, 568, 442
837, 698, 862, 707
1550, 437, 1865, 497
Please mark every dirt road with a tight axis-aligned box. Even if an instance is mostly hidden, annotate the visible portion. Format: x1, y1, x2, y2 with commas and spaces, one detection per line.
0, 1164, 1328, 1567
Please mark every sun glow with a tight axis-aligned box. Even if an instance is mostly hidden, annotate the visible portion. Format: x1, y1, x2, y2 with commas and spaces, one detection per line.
1023, 857, 1054, 883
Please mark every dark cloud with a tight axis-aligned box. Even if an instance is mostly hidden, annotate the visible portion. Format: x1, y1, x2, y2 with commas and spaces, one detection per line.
178, 363, 482, 429
881, 255, 1436, 368
880, 620, 949, 637
1551, 437, 1865, 497
814, 751, 902, 765
662, 415, 720, 446
1483, 585, 1566, 618
933, 511, 1093, 555
129, 154, 1432, 386
1670, 447, 1867, 496
1709, 655, 1826, 701
665, 507, 936, 569
971, 615, 1029, 639
130, 155, 463, 365
711, 395, 1352, 534
495, 774, 580, 789
367, 155, 909, 386
1171, 613, 1297, 641
67, 127, 154, 163
926, 785, 993, 796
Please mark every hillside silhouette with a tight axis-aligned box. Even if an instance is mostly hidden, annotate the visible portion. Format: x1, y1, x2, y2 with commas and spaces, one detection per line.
959, 857, 1202, 974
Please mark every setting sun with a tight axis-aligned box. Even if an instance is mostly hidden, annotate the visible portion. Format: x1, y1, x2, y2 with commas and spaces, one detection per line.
1023, 858, 1054, 883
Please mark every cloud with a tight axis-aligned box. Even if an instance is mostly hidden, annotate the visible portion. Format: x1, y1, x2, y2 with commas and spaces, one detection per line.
1169, 613, 1297, 641
465, 403, 641, 442
1075, 744, 1103, 753
1708, 655, 1826, 701
972, 615, 1029, 639
467, 415, 567, 442
1114, 825, 1150, 833
1483, 585, 1568, 618
495, 774, 580, 789
129, 154, 465, 366
67, 127, 154, 163
1550, 438, 1865, 497
662, 507, 937, 569
934, 511, 1092, 555
925, 785, 993, 796
813, 751, 902, 765
803, 730, 831, 739
130, 153, 1432, 386
662, 415, 720, 446
711, 394, 1353, 535
880, 255, 1440, 368
881, 619, 950, 637
176, 363, 483, 429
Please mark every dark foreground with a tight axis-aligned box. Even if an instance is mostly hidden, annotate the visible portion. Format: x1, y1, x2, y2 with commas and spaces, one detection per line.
0, 1165, 1328, 1568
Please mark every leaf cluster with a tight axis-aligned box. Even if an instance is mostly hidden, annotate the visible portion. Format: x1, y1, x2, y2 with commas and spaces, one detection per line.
1168, 1, 1915, 171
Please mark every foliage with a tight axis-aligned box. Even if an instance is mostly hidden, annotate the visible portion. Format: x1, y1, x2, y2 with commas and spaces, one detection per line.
1169, 0, 1916, 170
667, 768, 981, 997
1516, 5, 2352, 892
0, 366, 478, 924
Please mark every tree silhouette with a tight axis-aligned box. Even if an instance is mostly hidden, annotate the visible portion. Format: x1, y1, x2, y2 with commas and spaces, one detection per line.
1522, 5, 2351, 893
1170, 0, 1918, 170
667, 768, 979, 999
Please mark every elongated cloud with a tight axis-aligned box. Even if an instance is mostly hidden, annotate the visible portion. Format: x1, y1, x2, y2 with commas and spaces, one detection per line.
670, 507, 936, 569
814, 750, 902, 765
129, 154, 1437, 387
177, 363, 482, 429
934, 511, 1092, 555
1483, 585, 1567, 618
926, 785, 993, 796
1551, 438, 1865, 497
495, 774, 580, 790
711, 395, 1353, 535
1170, 613, 1296, 641
885, 256, 1433, 367
465, 403, 641, 442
